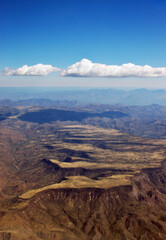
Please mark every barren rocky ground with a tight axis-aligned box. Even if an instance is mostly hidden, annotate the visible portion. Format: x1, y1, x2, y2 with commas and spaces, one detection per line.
0, 105, 166, 239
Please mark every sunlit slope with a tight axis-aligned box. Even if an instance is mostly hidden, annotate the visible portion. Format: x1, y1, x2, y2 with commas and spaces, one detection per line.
0, 121, 166, 240
39, 124, 166, 171
0, 120, 166, 201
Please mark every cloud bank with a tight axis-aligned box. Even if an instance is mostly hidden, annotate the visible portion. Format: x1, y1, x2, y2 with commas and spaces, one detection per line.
2, 64, 60, 76
61, 59, 166, 78
1, 59, 166, 78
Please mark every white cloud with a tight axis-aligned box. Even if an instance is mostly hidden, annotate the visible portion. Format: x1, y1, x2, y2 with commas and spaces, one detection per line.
2, 64, 60, 76
61, 59, 166, 78
1, 60, 166, 78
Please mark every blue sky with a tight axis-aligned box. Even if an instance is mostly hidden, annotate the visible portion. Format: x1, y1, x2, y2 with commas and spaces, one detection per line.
0, 0, 166, 87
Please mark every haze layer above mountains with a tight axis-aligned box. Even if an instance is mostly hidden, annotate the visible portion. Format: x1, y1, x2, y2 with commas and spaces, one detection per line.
1, 88, 166, 106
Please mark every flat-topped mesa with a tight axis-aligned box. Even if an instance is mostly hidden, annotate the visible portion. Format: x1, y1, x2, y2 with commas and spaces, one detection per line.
1, 164, 166, 240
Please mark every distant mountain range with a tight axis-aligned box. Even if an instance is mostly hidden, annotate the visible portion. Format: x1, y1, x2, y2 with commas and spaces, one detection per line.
0, 87, 166, 106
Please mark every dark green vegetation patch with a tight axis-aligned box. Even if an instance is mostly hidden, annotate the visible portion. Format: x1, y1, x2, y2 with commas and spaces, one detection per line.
18, 108, 128, 124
